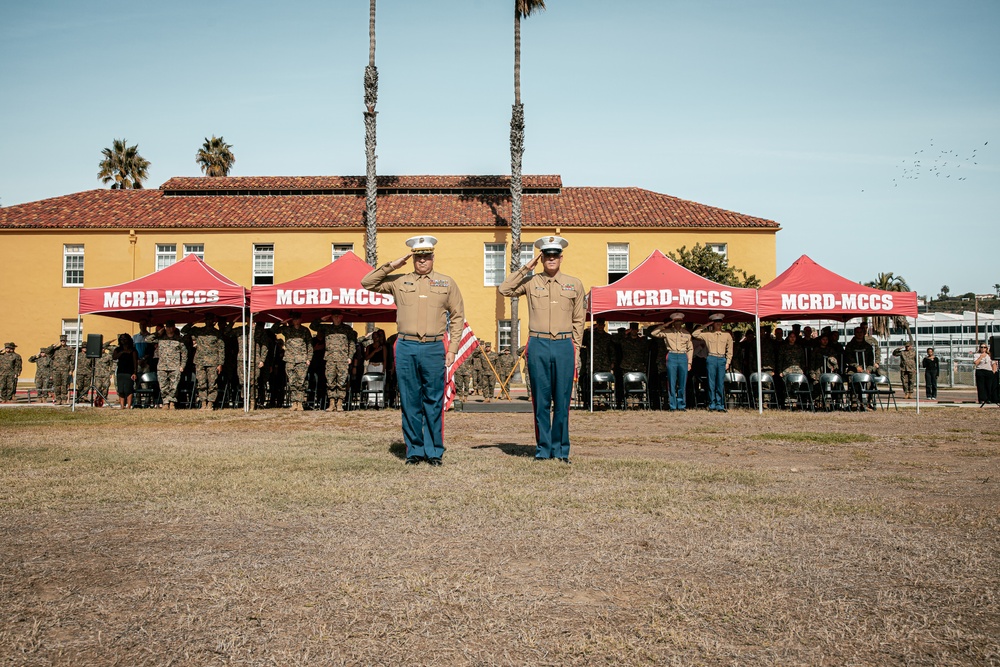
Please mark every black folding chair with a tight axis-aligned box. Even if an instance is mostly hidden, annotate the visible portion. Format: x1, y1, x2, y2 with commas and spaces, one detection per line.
359, 372, 385, 409
783, 373, 814, 411
850, 372, 878, 412
591, 372, 616, 410
872, 374, 898, 411
622, 372, 650, 410
724, 371, 750, 409
818, 372, 848, 411
749, 372, 779, 409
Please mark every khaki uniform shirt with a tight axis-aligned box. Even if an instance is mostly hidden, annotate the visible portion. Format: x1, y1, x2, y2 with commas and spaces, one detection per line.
691, 327, 733, 365
650, 323, 693, 365
498, 266, 586, 349
362, 265, 465, 356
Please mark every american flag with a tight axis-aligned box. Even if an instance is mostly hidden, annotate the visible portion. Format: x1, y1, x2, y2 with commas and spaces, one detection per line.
443, 320, 479, 411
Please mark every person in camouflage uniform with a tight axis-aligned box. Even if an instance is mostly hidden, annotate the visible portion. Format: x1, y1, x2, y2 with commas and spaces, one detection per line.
0, 342, 22, 402
147, 321, 187, 409
777, 330, 807, 377
94, 341, 115, 406
517, 344, 530, 399
46, 335, 75, 405
28, 347, 53, 402
843, 327, 875, 374
183, 313, 226, 410
496, 347, 516, 399
454, 354, 472, 402
74, 343, 93, 401
476, 341, 499, 402
272, 312, 312, 411
860, 323, 884, 375
311, 313, 357, 411
893, 340, 917, 399
808, 333, 840, 400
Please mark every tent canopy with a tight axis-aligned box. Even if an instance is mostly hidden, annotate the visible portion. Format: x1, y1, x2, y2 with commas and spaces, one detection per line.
758, 255, 918, 321
78, 254, 247, 324
588, 250, 758, 323
249, 251, 396, 323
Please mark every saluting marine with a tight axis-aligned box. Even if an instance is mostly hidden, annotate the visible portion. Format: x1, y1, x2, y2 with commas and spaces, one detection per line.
650, 312, 693, 411
498, 235, 585, 462
362, 235, 465, 466
691, 314, 733, 412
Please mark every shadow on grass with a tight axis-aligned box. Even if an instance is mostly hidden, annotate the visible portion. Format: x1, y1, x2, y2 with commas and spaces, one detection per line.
471, 442, 536, 458
388, 441, 407, 460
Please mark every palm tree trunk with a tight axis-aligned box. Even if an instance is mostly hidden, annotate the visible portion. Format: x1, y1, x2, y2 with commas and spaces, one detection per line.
364, 0, 378, 270
509, 10, 524, 343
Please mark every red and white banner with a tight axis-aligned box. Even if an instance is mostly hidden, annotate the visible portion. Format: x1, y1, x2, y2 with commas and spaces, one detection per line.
443, 320, 479, 411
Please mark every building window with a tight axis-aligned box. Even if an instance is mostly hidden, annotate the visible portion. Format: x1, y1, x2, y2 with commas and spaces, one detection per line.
62, 319, 81, 347
498, 319, 518, 352
706, 243, 728, 261
183, 244, 205, 260
63, 244, 84, 286
608, 243, 629, 284
484, 243, 506, 286
332, 243, 354, 261
253, 244, 274, 285
156, 244, 177, 271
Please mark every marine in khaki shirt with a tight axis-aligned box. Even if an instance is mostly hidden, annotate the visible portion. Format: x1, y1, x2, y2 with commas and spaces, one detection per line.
360, 235, 464, 467
649, 319, 694, 368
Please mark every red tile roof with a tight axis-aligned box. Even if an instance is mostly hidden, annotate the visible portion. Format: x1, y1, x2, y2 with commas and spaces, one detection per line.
0, 176, 780, 231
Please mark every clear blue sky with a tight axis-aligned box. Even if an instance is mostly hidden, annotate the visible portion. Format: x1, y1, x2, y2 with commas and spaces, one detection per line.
2, 0, 997, 297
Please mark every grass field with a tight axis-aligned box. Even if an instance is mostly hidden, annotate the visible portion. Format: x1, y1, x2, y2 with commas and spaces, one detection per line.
1, 407, 998, 666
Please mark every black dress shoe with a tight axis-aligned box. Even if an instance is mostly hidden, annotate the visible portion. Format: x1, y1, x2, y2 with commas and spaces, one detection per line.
559, 458, 571, 464
427, 458, 443, 467
405, 457, 422, 465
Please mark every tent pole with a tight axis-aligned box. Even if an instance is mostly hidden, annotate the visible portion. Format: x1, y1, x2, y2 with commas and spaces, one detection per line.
589, 309, 594, 413
755, 299, 763, 414
246, 310, 252, 413
913, 317, 919, 415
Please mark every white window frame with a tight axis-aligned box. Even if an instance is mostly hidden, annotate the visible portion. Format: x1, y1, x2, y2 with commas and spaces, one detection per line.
183, 243, 205, 260
253, 244, 275, 285
484, 243, 506, 286
62, 319, 82, 347
607, 243, 630, 274
156, 243, 178, 271
63, 244, 84, 287
706, 243, 728, 261
498, 319, 518, 352
332, 243, 354, 262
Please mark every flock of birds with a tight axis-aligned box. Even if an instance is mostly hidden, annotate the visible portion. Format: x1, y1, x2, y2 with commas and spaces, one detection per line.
894, 139, 989, 186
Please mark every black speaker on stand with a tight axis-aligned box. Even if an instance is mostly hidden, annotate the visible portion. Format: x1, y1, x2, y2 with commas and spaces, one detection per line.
84, 334, 107, 406
990, 336, 1000, 361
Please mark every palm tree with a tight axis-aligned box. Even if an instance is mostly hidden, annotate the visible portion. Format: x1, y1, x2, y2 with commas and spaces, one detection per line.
508, 0, 546, 337
97, 139, 151, 189
363, 0, 378, 270
866, 272, 912, 338
993, 283, 1000, 298
939, 285, 950, 299
195, 136, 236, 177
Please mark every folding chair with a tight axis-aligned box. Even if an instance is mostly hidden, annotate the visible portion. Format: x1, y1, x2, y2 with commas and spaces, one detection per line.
591, 372, 616, 410
849, 373, 878, 412
818, 373, 847, 411
783, 373, 814, 411
749, 372, 779, 409
359, 372, 385, 409
622, 372, 650, 410
724, 371, 750, 409
872, 374, 898, 411
133, 372, 161, 408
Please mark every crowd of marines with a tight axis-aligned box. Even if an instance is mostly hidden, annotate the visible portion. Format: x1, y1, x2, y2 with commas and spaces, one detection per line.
2, 317, 905, 410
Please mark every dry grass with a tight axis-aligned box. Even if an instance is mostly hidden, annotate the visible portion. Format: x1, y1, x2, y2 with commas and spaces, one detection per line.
1, 407, 998, 666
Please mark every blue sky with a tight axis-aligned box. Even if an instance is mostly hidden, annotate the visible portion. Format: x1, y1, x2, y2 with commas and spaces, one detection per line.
1, 0, 997, 297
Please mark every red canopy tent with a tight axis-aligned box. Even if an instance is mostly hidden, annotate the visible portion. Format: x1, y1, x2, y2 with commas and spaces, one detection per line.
249, 251, 396, 322
588, 250, 758, 322
78, 254, 247, 324
758, 255, 918, 320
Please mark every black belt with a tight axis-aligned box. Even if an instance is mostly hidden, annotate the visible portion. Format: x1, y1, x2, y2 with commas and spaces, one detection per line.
398, 333, 444, 342
529, 332, 572, 340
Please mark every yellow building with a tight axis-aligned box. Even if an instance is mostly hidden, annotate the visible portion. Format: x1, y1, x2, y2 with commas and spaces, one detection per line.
0, 175, 779, 355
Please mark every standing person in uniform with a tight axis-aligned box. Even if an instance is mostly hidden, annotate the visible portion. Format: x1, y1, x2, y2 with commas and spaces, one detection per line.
311, 313, 358, 411
147, 321, 186, 409
922, 348, 940, 401
46, 335, 75, 405
28, 347, 53, 402
183, 314, 226, 410
650, 312, 693, 411
692, 314, 733, 412
362, 235, 464, 466
496, 347, 515, 399
498, 236, 585, 462
95, 341, 115, 406
272, 312, 312, 411
477, 341, 499, 403
0, 342, 22, 402
892, 340, 917, 399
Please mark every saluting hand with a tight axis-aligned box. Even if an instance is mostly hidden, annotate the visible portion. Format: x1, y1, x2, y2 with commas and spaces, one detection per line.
389, 254, 412, 271
525, 253, 542, 271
